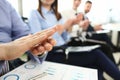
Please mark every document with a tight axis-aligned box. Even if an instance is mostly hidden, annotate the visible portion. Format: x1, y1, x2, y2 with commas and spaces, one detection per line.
66, 45, 100, 52
0, 61, 97, 80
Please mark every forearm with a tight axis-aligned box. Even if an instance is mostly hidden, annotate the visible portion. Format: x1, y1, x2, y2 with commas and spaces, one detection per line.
62, 19, 74, 33
0, 44, 7, 60
64, 18, 74, 28
58, 14, 82, 34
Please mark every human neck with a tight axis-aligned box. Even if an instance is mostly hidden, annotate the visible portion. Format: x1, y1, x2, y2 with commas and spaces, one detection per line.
42, 4, 51, 11
73, 6, 77, 11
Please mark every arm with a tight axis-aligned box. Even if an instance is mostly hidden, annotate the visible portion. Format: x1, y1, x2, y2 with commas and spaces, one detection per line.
93, 24, 102, 31
0, 26, 59, 60
57, 13, 84, 35
8, 1, 30, 40
79, 19, 90, 31
8, 3, 46, 63
27, 10, 50, 63
28, 9, 52, 62
86, 24, 95, 31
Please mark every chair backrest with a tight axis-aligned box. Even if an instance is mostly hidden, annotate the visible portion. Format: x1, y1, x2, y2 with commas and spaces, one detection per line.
21, 16, 28, 23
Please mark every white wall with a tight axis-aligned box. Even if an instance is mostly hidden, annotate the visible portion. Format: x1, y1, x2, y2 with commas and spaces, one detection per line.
7, 0, 120, 24
7, 0, 19, 12
58, 0, 120, 24
58, 0, 73, 12
22, 0, 38, 17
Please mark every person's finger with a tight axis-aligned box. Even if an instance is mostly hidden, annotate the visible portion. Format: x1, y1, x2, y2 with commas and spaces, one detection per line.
17, 25, 61, 52
26, 34, 48, 49
34, 25, 60, 36
34, 28, 55, 37
47, 38, 56, 46
38, 46, 45, 52
31, 48, 38, 55
13, 34, 32, 43
30, 25, 62, 46
31, 46, 45, 56
40, 24, 63, 35
43, 42, 53, 51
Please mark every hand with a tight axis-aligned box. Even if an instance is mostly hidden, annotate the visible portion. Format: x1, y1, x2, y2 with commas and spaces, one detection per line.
30, 37, 56, 56
0, 26, 59, 60
73, 13, 84, 24
79, 19, 90, 31
59, 13, 84, 34
94, 24, 102, 31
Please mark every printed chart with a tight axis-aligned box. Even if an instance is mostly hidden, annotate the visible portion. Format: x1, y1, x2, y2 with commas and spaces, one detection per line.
0, 60, 97, 80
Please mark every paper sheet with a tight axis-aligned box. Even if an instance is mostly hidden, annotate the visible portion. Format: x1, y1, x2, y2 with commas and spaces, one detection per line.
0, 61, 97, 80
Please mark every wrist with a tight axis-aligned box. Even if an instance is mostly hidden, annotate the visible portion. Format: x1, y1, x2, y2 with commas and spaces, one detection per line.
0, 43, 8, 60
38, 52, 47, 58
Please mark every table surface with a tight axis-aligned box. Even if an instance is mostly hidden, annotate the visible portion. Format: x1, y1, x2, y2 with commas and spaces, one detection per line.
102, 23, 120, 31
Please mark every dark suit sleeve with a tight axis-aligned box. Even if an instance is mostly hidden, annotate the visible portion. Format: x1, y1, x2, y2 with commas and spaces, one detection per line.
86, 24, 95, 32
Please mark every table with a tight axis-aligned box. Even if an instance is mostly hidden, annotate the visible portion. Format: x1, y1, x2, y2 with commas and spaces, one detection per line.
102, 23, 120, 47
0, 60, 98, 80
102, 23, 120, 31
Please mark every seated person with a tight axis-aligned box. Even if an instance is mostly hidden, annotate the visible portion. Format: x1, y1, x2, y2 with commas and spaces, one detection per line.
83, 0, 118, 52
0, 0, 31, 69
28, 0, 120, 80
61, 0, 116, 65
0, 26, 58, 76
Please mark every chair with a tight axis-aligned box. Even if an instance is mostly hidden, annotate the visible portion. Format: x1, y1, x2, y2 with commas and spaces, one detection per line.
66, 31, 116, 65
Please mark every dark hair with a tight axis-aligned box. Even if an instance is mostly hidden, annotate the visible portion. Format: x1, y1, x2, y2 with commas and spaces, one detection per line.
37, 0, 61, 20
85, 0, 92, 4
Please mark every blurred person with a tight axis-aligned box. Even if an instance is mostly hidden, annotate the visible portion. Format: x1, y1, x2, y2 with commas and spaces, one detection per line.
83, 1, 118, 52
61, 0, 82, 33
61, 0, 116, 65
28, 0, 120, 80
78, 0, 117, 66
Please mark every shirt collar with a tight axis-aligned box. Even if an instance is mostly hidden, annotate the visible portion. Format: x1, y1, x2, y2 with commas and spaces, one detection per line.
41, 6, 54, 14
